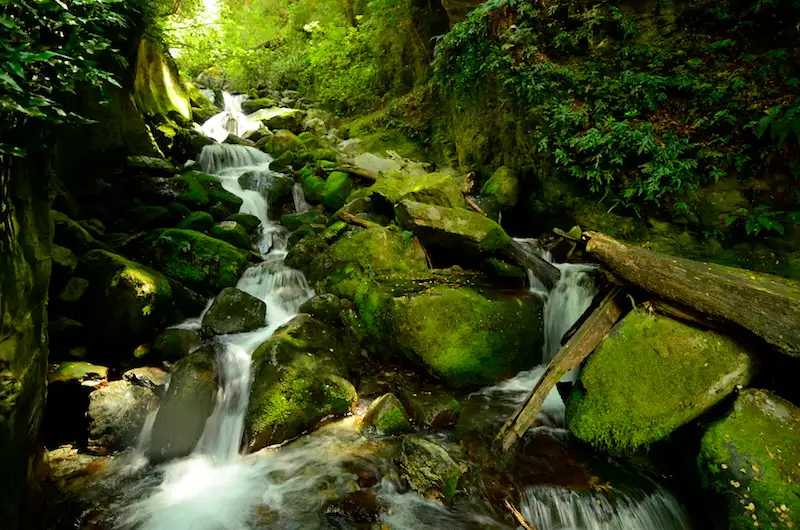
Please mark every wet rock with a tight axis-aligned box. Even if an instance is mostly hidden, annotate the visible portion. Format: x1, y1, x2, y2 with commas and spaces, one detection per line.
384, 286, 544, 388
241, 97, 276, 114
396, 436, 463, 503
178, 211, 215, 232
126, 155, 177, 175
78, 250, 178, 354
46, 445, 107, 483
226, 213, 261, 234
395, 200, 510, 258
362, 393, 413, 435
210, 221, 251, 250
698, 389, 799, 530
51, 210, 98, 252
261, 109, 306, 134
299, 293, 352, 326
270, 150, 295, 172
480, 166, 519, 219
480, 258, 526, 283
152, 328, 202, 363
399, 390, 460, 430
123, 367, 169, 392
237, 172, 294, 205
48, 362, 108, 386
324, 491, 381, 524
280, 209, 327, 231
87, 380, 158, 453
245, 315, 357, 451
223, 134, 255, 147
147, 228, 250, 291
57, 276, 90, 304
148, 349, 218, 463
364, 171, 465, 210
321, 171, 355, 211
201, 287, 266, 336
566, 310, 757, 450
262, 129, 304, 158
169, 171, 243, 214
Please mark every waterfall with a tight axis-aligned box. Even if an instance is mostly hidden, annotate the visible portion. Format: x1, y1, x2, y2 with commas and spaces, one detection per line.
521, 485, 692, 530
292, 182, 311, 213
200, 92, 262, 142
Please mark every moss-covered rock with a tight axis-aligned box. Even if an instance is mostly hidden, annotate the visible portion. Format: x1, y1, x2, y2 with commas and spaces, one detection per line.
366, 171, 465, 210
152, 328, 201, 362
148, 229, 250, 291
396, 436, 463, 504
52, 210, 98, 252
201, 287, 266, 336
178, 211, 215, 232
312, 148, 338, 162
87, 380, 158, 454
399, 390, 461, 430
78, 250, 178, 355
298, 164, 327, 203
148, 349, 218, 463
280, 210, 327, 231
226, 213, 261, 234
176, 171, 244, 215
245, 315, 357, 451
480, 166, 519, 218
698, 389, 800, 530
270, 150, 295, 172
262, 109, 306, 134
237, 172, 295, 205
308, 226, 429, 298
242, 97, 276, 114
133, 37, 191, 121
386, 286, 544, 388
566, 310, 757, 451
47, 362, 108, 385
262, 129, 304, 157
322, 171, 356, 211
362, 393, 413, 435
57, 277, 90, 303
395, 200, 510, 257
131, 205, 173, 229
210, 221, 251, 250
298, 293, 351, 326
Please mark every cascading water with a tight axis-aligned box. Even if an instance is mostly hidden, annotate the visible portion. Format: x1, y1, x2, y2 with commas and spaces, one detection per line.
200, 92, 263, 142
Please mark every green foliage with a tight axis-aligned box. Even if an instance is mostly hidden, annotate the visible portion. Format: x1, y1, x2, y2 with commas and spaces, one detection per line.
0, 0, 132, 156
433, 0, 800, 221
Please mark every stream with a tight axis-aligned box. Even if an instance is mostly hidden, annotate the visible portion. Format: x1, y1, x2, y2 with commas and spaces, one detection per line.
61, 103, 694, 529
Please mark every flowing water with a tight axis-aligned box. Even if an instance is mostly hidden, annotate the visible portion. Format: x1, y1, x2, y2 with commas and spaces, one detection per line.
200, 92, 263, 142
75, 143, 691, 530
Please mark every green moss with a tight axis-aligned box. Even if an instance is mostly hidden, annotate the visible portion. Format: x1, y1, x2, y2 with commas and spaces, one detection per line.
280, 209, 327, 231
566, 310, 757, 451
389, 286, 544, 388
298, 165, 327, 203
178, 211, 215, 232
363, 393, 414, 435
133, 37, 191, 121
397, 436, 463, 504
699, 389, 800, 530
367, 171, 464, 209
321, 171, 356, 211
210, 221, 251, 250
312, 148, 338, 162
148, 229, 249, 291
152, 328, 201, 362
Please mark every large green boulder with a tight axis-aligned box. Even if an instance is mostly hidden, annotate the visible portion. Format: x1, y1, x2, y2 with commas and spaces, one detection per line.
321, 171, 356, 211
78, 250, 177, 354
226, 213, 262, 234
152, 328, 201, 362
395, 436, 463, 504
241, 97, 276, 114
245, 315, 357, 452
87, 380, 158, 453
298, 164, 327, 203
698, 389, 800, 530
362, 393, 413, 435
201, 287, 266, 336
210, 221, 251, 250
178, 211, 215, 232
395, 200, 510, 257
262, 130, 304, 158
280, 210, 327, 231
308, 226, 429, 298
175, 171, 244, 215
480, 166, 519, 218
566, 310, 757, 451
148, 349, 218, 463
384, 286, 544, 388
261, 109, 306, 134
148, 229, 250, 291
366, 171, 464, 209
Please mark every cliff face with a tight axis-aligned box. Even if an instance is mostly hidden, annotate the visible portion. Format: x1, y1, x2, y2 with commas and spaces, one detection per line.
0, 156, 52, 530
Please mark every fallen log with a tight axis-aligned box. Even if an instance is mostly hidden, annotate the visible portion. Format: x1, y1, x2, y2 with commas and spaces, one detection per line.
337, 211, 380, 229
497, 287, 626, 451
330, 165, 378, 181
464, 195, 486, 216
584, 231, 800, 357
501, 238, 561, 290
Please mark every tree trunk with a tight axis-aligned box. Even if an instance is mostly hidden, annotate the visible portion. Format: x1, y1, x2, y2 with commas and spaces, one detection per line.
501, 238, 561, 290
585, 231, 800, 357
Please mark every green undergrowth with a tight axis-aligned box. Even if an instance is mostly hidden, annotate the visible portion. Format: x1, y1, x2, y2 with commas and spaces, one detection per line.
433, 0, 800, 235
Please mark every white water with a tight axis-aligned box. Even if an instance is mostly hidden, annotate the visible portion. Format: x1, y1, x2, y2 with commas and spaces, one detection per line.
201, 92, 262, 142
292, 182, 311, 213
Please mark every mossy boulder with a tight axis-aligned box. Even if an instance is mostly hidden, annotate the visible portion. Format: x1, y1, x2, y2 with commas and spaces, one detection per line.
395, 200, 510, 257
698, 389, 800, 530
57, 277, 90, 304
298, 293, 351, 326
262, 109, 306, 134
385, 286, 544, 388
87, 380, 158, 454
78, 250, 177, 355
237, 172, 294, 205
226, 213, 261, 234
244, 315, 358, 451
298, 164, 327, 203
312, 148, 338, 162
566, 310, 757, 451
242, 97, 276, 114
280, 210, 327, 231
308, 226, 429, 298
178, 211, 215, 232
131, 205, 173, 229
399, 390, 461, 430
176, 171, 244, 215
321, 171, 356, 211
51, 210, 98, 252
201, 287, 266, 336
367, 171, 465, 210
262, 129, 304, 157
396, 436, 463, 504
480, 166, 519, 218
210, 221, 251, 250
152, 328, 201, 362
270, 150, 295, 172
148, 349, 218, 463
362, 393, 413, 435
148, 229, 250, 291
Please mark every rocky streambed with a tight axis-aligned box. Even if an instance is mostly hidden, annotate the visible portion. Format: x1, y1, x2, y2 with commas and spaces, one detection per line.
38, 95, 800, 530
